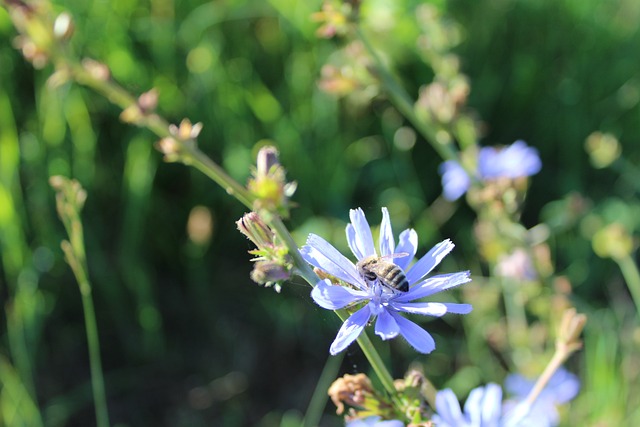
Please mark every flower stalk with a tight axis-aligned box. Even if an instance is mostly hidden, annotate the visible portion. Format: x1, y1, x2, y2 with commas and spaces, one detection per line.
523, 308, 586, 408
50, 176, 110, 427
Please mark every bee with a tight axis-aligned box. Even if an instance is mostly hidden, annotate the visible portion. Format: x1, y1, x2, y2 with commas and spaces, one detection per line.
356, 253, 410, 292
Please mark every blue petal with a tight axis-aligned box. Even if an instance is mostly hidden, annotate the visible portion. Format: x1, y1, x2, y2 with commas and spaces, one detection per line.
480, 384, 503, 425
311, 279, 369, 310
465, 384, 502, 426
300, 234, 365, 289
405, 239, 455, 284
374, 308, 400, 340
394, 229, 417, 271
546, 368, 580, 403
389, 301, 448, 317
390, 311, 436, 353
396, 271, 471, 302
439, 302, 473, 314
349, 208, 376, 258
502, 402, 532, 427
439, 160, 471, 201
347, 417, 405, 427
379, 207, 395, 256
434, 389, 464, 427
346, 224, 365, 260
329, 304, 372, 355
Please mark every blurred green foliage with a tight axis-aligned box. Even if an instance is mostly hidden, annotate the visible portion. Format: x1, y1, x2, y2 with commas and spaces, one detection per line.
1, 0, 640, 426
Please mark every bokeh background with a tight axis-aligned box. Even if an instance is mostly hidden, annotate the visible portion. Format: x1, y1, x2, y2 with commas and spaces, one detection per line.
1, 0, 639, 425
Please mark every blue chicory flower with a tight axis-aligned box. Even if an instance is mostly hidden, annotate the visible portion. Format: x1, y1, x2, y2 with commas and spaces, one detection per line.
300, 207, 472, 355
433, 384, 532, 427
439, 140, 542, 201
432, 368, 579, 427
433, 384, 503, 427
504, 368, 580, 427
346, 416, 405, 427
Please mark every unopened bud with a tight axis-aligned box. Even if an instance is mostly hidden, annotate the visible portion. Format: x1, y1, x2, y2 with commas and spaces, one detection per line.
557, 308, 587, 355
138, 88, 159, 113
256, 145, 280, 177
53, 12, 74, 41
236, 212, 274, 249
155, 137, 181, 162
250, 260, 290, 287
585, 131, 621, 169
592, 223, 633, 260
82, 58, 111, 81
247, 145, 296, 216
120, 104, 143, 124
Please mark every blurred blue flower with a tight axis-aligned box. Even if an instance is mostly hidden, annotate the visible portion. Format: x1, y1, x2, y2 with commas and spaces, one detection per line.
433, 384, 503, 427
432, 368, 579, 427
439, 140, 542, 201
346, 416, 405, 427
433, 384, 531, 427
504, 368, 580, 427
439, 160, 471, 201
300, 207, 472, 355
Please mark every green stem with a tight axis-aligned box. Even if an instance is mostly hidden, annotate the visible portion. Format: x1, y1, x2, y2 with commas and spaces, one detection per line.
303, 352, 344, 427
61, 240, 110, 427
356, 27, 461, 166
616, 254, 640, 315
499, 276, 528, 350
523, 346, 566, 409
335, 309, 396, 397
79, 276, 111, 427
182, 146, 255, 209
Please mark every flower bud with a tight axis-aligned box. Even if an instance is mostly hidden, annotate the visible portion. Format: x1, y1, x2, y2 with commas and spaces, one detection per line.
138, 88, 159, 113
155, 137, 182, 162
247, 146, 296, 216
236, 212, 274, 249
53, 12, 74, 41
82, 58, 111, 81
585, 131, 621, 169
592, 222, 633, 260
250, 260, 290, 291
556, 307, 587, 354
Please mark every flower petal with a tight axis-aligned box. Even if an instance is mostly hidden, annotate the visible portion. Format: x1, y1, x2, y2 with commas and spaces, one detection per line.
434, 388, 464, 427
374, 308, 400, 340
465, 384, 502, 426
396, 271, 471, 302
300, 234, 365, 289
346, 224, 365, 260
389, 301, 448, 317
439, 160, 471, 201
480, 384, 503, 425
311, 279, 369, 310
390, 311, 436, 353
406, 239, 455, 284
394, 229, 417, 271
349, 208, 376, 258
330, 304, 372, 355
439, 303, 473, 314
379, 207, 395, 256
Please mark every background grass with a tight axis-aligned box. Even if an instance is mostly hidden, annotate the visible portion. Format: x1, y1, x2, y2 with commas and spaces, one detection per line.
1, 0, 639, 425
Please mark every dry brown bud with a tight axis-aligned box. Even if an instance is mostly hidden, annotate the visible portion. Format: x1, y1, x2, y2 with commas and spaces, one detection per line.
557, 308, 587, 354
328, 373, 374, 415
